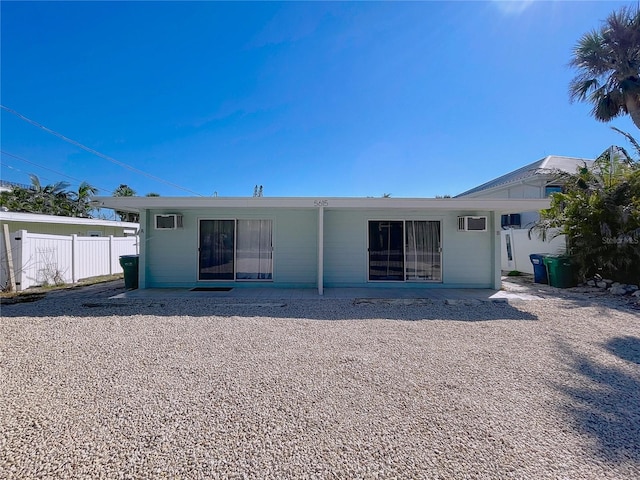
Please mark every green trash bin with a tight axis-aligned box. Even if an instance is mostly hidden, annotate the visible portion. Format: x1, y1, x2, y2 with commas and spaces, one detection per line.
119, 255, 139, 289
543, 255, 574, 288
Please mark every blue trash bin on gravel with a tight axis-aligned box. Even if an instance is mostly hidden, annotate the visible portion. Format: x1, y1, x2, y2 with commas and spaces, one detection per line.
529, 254, 548, 284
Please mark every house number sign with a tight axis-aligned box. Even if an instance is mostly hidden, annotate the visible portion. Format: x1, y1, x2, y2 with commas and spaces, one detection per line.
314, 200, 329, 207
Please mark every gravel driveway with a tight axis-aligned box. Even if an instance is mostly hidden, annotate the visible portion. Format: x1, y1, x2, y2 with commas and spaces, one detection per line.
1, 288, 639, 479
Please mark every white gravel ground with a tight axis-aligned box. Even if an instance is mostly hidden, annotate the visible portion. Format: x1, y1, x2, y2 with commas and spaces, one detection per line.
1, 292, 639, 479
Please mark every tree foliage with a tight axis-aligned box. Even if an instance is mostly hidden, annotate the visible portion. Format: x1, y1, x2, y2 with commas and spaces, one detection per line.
0, 175, 97, 217
112, 184, 139, 222
569, 6, 640, 129
530, 139, 640, 283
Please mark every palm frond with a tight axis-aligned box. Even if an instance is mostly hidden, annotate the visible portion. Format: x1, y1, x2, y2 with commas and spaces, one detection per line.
593, 91, 625, 121
569, 5, 640, 129
611, 127, 640, 159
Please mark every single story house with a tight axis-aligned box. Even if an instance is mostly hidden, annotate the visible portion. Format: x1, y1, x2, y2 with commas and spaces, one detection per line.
0, 211, 139, 237
94, 196, 550, 294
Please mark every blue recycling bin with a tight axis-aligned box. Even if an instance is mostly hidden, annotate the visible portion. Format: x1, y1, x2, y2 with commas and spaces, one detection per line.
529, 254, 548, 284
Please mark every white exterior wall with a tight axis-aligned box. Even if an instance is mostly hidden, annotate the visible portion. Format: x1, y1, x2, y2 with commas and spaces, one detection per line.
142, 208, 318, 288
463, 179, 553, 229
323, 209, 496, 288
501, 228, 566, 274
464, 178, 548, 200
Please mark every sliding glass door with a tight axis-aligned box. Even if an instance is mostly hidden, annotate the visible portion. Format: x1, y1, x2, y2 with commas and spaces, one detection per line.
236, 220, 273, 280
199, 220, 235, 280
405, 220, 441, 281
369, 221, 404, 281
368, 220, 441, 282
199, 219, 273, 281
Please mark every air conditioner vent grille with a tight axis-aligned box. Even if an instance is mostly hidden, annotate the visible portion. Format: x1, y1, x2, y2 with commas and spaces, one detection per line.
155, 214, 183, 230
458, 216, 487, 232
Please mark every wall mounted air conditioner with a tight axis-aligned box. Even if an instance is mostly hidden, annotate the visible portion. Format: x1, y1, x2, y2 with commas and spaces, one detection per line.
155, 214, 183, 230
458, 216, 487, 232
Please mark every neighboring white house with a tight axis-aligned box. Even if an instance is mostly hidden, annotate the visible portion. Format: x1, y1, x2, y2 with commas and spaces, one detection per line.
0, 211, 139, 237
1, 212, 139, 291
456, 155, 593, 227
94, 196, 549, 294
455, 155, 593, 274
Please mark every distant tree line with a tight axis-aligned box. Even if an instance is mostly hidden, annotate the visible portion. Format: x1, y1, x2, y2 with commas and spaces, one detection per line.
0, 175, 97, 217
0, 177, 160, 222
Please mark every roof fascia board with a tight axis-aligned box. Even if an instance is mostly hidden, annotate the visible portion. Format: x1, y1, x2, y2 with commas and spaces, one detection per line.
93, 196, 550, 213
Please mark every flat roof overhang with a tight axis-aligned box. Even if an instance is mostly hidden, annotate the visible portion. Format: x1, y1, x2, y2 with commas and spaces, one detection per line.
93, 196, 550, 214
0, 211, 139, 228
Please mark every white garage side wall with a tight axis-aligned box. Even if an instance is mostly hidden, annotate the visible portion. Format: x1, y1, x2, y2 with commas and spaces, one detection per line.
502, 228, 566, 275
323, 209, 495, 288
142, 208, 318, 288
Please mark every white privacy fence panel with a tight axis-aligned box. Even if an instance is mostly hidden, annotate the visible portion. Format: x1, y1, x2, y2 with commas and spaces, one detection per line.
111, 237, 139, 274
0, 229, 138, 291
75, 236, 111, 280
18, 232, 74, 289
501, 228, 566, 275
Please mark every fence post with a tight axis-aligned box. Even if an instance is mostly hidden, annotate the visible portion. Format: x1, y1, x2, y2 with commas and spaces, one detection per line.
109, 235, 114, 275
2, 224, 16, 292
71, 234, 78, 283
15, 230, 27, 291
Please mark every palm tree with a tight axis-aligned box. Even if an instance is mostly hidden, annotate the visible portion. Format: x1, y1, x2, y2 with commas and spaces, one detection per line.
569, 6, 640, 129
113, 184, 136, 197
70, 182, 99, 217
29, 174, 71, 215
112, 184, 138, 222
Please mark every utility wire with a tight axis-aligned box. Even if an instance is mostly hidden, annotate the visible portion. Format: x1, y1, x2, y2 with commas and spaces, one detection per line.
1, 104, 204, 196
0, 161, 55, 185
1, 150, 112, 193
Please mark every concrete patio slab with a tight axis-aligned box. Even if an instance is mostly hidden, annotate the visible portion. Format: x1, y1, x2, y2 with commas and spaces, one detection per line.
110, 285, 545, 302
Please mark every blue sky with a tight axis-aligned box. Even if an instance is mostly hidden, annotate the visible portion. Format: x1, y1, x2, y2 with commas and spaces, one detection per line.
1, 1, 637, 199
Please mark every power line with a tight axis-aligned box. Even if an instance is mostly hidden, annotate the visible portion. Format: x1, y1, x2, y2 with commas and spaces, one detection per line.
0, 162, 50, 185
1, 150, 112, 193
1, 104, 204, 196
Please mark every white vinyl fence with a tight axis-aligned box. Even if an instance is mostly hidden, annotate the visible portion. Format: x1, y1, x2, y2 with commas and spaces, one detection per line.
501, 228, 566, 275
1, 229, 138, 291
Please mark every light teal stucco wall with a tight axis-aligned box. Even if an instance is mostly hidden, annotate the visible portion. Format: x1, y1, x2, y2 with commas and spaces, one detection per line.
323, 209, 495, 288
139, 207, 497, 289
142, 208, 318, 288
